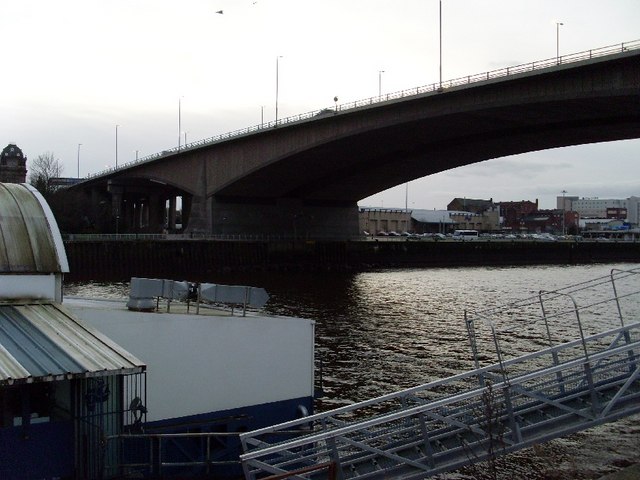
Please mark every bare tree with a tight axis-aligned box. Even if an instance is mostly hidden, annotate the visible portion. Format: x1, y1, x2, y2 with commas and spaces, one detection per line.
28, 152, 63, 197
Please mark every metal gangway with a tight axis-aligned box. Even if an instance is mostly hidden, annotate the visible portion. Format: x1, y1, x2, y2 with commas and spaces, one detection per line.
240, 268, 640, 479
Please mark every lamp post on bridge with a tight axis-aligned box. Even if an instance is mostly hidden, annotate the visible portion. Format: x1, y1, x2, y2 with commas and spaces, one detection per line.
556, 22, 564, 64
439, 0, 443, 89
561, 189, 567, 235
275, 56, 283, 124
115, 125, 119, 168
178, 96, 183, 150
378, 70, 385, 99
77, 143, 82, 178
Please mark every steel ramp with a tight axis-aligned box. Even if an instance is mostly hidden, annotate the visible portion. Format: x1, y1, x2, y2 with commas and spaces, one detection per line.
240, 268, 640, 479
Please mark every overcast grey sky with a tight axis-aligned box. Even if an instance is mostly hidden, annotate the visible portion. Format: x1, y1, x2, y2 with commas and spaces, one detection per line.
1, 0, 638, 209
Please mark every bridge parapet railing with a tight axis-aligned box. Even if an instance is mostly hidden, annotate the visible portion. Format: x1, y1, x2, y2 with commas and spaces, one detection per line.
84, 39, 640, 181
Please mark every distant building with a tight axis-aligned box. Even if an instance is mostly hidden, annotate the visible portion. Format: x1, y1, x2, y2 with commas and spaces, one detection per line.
563, 197, 626, 219
558, 195, 640, 228
606, 207, 628, 220
557, 195, 578, 212
448, 208, 500, 232
0, 144, 27, 183
497, 200, 539, 233
581, 218, 626, 232
447, 197, 494, 214
410, 209, 455, 234
627, 196, 640, 228
359, 207, 412, 235
521, 209, 562, 234
49, 177, 83, 188
409, 208, 500, 234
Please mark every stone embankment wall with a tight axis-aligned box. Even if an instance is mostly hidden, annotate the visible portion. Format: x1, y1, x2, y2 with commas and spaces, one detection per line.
63, 239, 640, 282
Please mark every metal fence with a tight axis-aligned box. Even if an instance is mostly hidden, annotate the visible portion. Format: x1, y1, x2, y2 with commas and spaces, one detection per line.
103, 431, 243, 479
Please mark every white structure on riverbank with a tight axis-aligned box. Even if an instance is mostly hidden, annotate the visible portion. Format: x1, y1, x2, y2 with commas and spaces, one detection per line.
558, 195, 640, 226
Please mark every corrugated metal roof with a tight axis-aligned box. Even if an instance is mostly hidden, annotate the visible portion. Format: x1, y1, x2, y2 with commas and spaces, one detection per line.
0, 302, 145, 385
0, 183, 69, 273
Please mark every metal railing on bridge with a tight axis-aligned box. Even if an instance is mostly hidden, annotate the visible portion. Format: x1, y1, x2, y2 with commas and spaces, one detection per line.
84, 39, 640, 182
239, 267, 640, 479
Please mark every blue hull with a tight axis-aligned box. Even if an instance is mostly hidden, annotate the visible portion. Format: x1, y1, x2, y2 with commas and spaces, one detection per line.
119, 396, 314, 478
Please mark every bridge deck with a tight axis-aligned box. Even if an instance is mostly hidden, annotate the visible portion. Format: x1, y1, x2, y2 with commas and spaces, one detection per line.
240, 267, 640, 479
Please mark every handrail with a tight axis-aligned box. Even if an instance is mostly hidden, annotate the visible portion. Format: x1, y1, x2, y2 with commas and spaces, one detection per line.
237, 320, 639, 457
240, 328, 640, 480
240, 334, 640, 460
239, 268, 640, 479
103, 431, 242, 477
83, 39, 640, 182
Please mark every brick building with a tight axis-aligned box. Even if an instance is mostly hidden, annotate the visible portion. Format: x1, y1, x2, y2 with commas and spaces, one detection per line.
447, 198, 494, 214
498, 200, 539, 233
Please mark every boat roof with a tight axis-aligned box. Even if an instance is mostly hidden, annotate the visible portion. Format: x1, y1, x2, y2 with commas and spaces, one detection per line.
0, 301, 145, 386
0, 183, 69, 274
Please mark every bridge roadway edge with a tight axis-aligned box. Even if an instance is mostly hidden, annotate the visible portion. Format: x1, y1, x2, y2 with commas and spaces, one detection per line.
62, 239, 640, 282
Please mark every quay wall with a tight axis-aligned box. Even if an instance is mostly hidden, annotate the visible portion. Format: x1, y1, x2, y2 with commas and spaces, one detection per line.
63, 239, 640, 282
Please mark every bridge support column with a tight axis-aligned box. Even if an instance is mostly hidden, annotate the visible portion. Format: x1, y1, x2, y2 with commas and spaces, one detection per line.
168, 197, 177, 230
184, 161, 212, 235
184, 193, 211, 234
108, 183, 123, 234
148, 194, 164, 233
209, 198, 360, 240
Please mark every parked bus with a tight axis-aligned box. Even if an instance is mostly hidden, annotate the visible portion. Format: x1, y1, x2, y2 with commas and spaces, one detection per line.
452, 229, 479, 240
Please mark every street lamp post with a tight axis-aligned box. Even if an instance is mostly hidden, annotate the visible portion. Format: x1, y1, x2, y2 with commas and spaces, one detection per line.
439, 0, 442, 87
405, 182, 409, 213
378, 70, 385, 98
275, 56, 283, 124
556, 22, 564, 64
77, 143, 82, 178
178, 97, 183, 150
561, 189, 567, 235
115, 125, 119, 168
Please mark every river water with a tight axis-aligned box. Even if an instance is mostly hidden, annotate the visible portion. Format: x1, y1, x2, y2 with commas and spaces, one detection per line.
64, 262, 640, 478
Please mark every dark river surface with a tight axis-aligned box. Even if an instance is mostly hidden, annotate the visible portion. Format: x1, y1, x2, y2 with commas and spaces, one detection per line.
64, 262, 640, 478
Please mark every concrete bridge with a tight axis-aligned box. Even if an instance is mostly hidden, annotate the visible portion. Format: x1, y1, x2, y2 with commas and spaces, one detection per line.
74, 41, 640, 239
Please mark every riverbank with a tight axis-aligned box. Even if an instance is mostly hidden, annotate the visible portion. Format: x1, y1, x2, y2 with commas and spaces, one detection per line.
63, 238, 640, 281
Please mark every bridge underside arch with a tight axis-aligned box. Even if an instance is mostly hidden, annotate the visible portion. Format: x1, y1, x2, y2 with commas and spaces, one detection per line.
100, 177, 193, 234
216, 93, 640, 204
74, 50, 640, 239
208, 91, 639, 238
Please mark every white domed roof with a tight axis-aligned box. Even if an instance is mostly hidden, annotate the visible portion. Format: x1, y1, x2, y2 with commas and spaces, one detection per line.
0, 183, 69, 273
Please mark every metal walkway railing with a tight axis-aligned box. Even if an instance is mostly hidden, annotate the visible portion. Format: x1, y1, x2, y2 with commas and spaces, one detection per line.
240, 268, 640, 479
